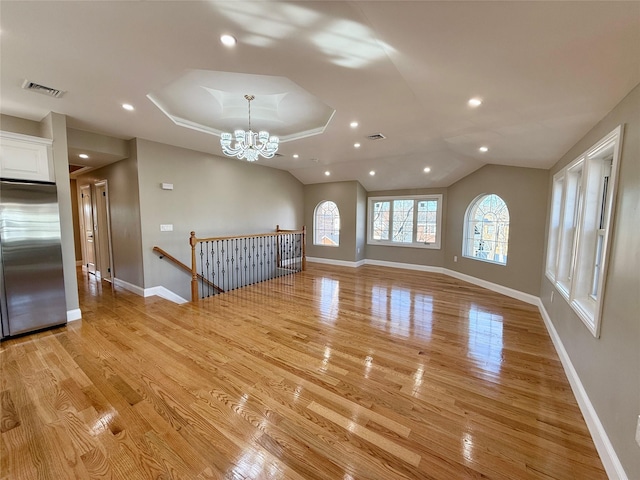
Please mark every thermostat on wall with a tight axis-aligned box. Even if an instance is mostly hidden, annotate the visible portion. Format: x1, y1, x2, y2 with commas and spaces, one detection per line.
161, 183, 174, 190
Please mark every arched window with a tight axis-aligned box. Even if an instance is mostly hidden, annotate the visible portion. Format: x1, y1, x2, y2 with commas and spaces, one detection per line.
463, 194, 509, 265
314, 201, 340, 246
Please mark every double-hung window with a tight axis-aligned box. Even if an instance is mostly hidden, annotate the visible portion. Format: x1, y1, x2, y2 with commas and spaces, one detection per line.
545, 126, 622, 337
368, 195, 442, 249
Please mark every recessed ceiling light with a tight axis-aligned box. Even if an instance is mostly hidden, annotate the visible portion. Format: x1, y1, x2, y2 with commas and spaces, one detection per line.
369, 170, 376, 176
220, 34, 237, 47
324, 171, 331, 176
79, 154, 89, 159
350, 121, 358, 128
479, 146, 489, 153
293, 154, 299, 159
423, 167, 431, 173
122, 103, 134, 111
354, 143, 361, 148
468, 98, 482, 107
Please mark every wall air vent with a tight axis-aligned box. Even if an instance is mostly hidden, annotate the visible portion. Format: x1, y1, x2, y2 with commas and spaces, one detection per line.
366, 133, 386, 141
21, 79, 65, 98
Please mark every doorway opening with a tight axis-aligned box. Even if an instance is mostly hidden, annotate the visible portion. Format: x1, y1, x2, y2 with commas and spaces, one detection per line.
79, 181, 114, 282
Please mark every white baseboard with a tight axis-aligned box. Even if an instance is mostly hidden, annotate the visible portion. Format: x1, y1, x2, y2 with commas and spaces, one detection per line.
307, 256, 365, 268
113, 277, 188, 305
113, 277, 145, 296
536, 300, 627, 480
362, 259, 537, 306
365, 258, 444, 274
443, 268, 539, 306
67, 309, 82, 322
144, 286, 188, 304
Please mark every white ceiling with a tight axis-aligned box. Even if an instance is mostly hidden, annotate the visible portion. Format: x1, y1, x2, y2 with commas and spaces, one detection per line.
1, 1, 638, 190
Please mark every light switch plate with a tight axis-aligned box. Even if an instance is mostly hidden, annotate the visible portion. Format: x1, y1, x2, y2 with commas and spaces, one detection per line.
635, 415, 640, 447
160, 224, 173, 232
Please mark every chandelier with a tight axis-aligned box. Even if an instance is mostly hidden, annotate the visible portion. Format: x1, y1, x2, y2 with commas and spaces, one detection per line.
220, 94, 279, 162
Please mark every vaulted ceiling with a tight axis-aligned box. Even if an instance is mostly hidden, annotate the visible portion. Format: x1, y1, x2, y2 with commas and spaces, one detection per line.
1, 1, 638, 190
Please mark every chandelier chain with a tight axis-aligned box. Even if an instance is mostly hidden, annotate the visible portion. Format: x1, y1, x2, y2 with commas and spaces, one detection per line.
244, 94, 254, 130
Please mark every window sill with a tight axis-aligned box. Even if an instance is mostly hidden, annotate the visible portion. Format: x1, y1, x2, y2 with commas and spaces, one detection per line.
550, 282, 600, 338
571, 297, 598, 336
367, 240, 441, 250
462, 255, 506, 266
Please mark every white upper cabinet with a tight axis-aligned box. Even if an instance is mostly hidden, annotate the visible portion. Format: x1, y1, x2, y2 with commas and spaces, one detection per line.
0, 131, 54, 182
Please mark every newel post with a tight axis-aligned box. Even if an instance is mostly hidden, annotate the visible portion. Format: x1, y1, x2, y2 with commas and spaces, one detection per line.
189, 231, 198, 302
302, 225, 307, 271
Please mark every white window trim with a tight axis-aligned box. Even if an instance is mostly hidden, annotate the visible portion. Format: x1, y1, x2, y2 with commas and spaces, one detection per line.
367, 194, 443, 249
313, 200, 340, 247
462, 194, 510, 266
544, 125, 623, 338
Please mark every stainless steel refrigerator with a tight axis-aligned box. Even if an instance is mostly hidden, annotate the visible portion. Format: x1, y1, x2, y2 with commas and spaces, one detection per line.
0, 179, 67, 338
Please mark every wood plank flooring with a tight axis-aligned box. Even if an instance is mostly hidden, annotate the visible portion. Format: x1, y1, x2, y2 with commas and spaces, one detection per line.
0, 264, 606, 479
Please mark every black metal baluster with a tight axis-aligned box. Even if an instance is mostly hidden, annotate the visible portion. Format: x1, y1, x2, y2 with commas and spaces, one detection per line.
235, 238, 239, 289
286, 233, 291, 274
215, 240, 219, 295
199, 243, 204, 299
258, 236, 262, 283
205, 241, 210, 297
234, 238, 238, 290
297, 233, 301, 272
229, 238, 232, 291
253, 236, 257, 284
243, 238, 247, 288
266, 236, 271, 280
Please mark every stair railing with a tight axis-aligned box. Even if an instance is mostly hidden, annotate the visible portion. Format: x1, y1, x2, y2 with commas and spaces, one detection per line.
189, 226, 306, 301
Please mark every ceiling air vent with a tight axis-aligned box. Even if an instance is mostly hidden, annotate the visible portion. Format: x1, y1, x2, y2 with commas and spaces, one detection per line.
366, 133, 386, 141
21, 79, 65, 98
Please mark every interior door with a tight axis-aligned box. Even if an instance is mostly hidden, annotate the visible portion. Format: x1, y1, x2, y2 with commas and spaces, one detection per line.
94, 181, 113, 282
80, 184, 96, 274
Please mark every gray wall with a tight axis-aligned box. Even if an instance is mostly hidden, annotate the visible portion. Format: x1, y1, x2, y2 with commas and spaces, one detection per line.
69, 179, 82, 261
304, 181, 360, 262
67, 128, 129, 159
76, 139, 144, 288
366, 187, 448, 268
445, 165, 548, 296
356, 182, 367, 262
540, 84, 640, 478
135, 139, 304, 300
1, 114, 41, 137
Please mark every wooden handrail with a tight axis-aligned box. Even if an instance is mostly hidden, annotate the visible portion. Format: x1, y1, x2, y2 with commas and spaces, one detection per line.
190, 229, 305, 244
152, 246, 224, 294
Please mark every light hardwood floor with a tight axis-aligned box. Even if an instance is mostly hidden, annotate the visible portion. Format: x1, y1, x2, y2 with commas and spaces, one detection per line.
1, 264, 606, 479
